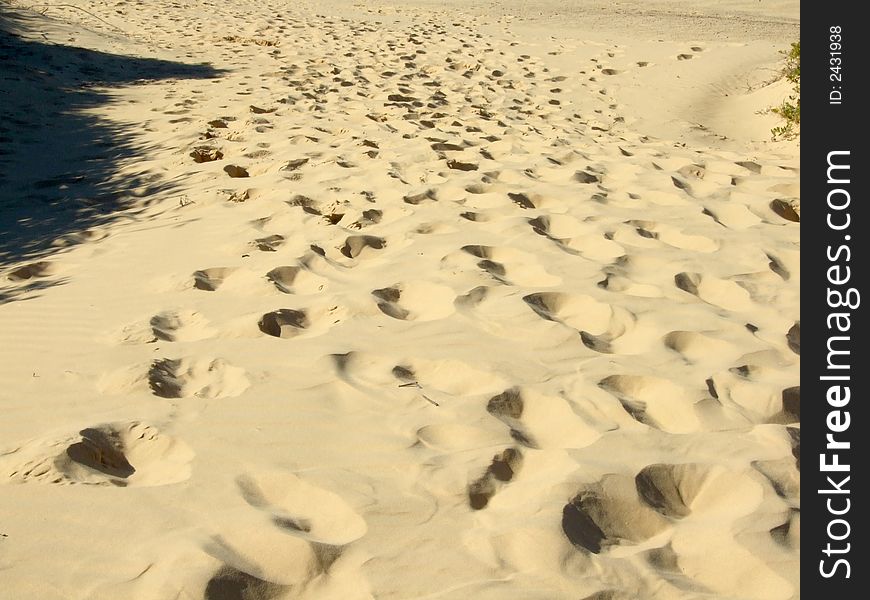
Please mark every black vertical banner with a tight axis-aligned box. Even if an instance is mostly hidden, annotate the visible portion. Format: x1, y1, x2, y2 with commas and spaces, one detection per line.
805, 3, 864, 595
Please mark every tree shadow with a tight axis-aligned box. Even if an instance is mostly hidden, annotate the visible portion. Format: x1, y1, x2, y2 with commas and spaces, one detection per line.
0, 6, 224, 301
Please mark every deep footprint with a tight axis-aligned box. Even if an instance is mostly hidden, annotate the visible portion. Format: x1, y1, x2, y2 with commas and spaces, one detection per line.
2, 422, 193, 487
258, 309, 309, 338
149, 357, 249, 398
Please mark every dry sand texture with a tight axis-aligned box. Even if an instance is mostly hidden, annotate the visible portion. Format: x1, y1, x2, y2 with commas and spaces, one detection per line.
1, 1, 799, 598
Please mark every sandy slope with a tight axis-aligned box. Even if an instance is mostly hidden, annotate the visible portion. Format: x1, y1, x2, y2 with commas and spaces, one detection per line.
1, 1, 799, 598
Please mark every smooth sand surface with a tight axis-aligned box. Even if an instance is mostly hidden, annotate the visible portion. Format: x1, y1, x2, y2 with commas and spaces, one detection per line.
1, 1, 799, 598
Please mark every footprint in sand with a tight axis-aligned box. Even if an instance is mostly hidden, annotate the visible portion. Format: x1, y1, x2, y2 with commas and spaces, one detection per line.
204, 471, 367, 595
266, 266, 327, 294
599, 255, 672, 298
441, 245, 560, 287
644, 462, 762, 518
599, 374, 704, 433
372, 282, 455, 321
663, 330, 742, 365
341, 235, 386, 258
529, 215, 624, 260
151, 310, 213, 342
235, 470, 367, 545
786, 321, 799, 355
564, 463, 761, 555
253, 234, 285, 252
333, 351, 507, 397
347, 208, 383, 230
259, 304, 345, 339
635, 464, 696, 519
118, 309, 214, 343
769, 507, 801, 550
674, 272, 754, 312
148, 357, 250, 399
523, 292, 614, 336
765, 252, 792, 281
562, 474, 670, 554
574, 170, 601, 184
523, 292, 644, 354
753, 429, 800, 504
735, 160, 763, 174
777, 386, 800, 424
193, 267, 236, 291
508, 192, 540, 210
486, 386, 603, 449
204, 567, 289, 600
754, 464, 799, 522
769, 199, 800, 223
1, 422, 193, 487
702, 203, 762, 229
705, 367, 786, 423
676, 163, 706, 180
204, 525, 331, 594
403, 188, 438, 205
580, 591, 636, 600
6, 261, 57, 281
626, 220, 719, 253
415, 423, 506, 453
468, 447, 524, 510
286, 194, 321, 214
258, 309, 309, 338
458, 184, 513, 211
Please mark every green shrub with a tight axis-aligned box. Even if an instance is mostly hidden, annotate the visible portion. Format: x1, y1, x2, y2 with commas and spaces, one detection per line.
772, 41, 800, 139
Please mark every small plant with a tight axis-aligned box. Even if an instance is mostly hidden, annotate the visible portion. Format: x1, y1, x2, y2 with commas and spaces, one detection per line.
772, 41, 800, 139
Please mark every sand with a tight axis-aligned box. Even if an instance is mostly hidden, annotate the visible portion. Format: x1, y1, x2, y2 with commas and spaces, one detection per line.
0, 1, 799, 598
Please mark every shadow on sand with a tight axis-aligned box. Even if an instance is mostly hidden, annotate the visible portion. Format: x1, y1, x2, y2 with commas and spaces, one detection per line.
0, 6, 223, 302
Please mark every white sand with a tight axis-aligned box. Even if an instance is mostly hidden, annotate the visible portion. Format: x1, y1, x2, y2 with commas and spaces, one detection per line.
0, 1, 799, 598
